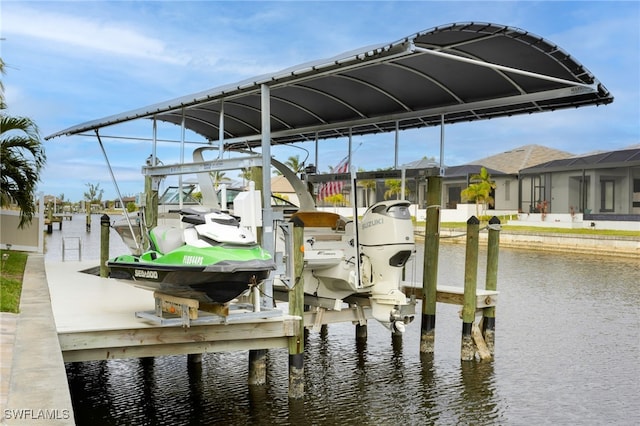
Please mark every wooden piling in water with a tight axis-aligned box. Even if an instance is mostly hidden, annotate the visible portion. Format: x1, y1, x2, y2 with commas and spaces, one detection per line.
247, 168, 267, 383
461, 216, 479, 361
483, 216, 500, 355
355, 323, 367, 341
248, 349, 267, 385
421, 176, 441, 353
288, 216, 305, 398
100, 214, 110, 278
188, 353, 202, 364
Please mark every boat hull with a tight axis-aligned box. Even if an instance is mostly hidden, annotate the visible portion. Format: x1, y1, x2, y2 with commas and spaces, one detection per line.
108, 259, 274, 304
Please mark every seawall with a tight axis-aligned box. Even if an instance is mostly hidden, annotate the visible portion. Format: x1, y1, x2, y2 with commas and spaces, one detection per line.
416, 228, 639, 258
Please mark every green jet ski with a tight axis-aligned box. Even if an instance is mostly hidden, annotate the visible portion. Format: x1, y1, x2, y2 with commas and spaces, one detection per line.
108, 208, 275, 304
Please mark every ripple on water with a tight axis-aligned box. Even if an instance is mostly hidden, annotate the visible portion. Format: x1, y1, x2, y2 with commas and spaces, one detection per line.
64, 237, 639, 425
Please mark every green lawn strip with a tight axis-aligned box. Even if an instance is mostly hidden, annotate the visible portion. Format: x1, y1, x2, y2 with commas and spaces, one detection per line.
0, 250, 28, 313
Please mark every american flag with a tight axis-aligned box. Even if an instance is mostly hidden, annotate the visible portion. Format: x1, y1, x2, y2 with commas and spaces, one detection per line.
318, 155, 349, 201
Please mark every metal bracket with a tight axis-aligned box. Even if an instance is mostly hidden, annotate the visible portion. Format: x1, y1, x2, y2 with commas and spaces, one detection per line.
141, 155, 264, 177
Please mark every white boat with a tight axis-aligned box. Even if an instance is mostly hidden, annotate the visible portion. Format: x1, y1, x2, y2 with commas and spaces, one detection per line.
270, 158, 416, 332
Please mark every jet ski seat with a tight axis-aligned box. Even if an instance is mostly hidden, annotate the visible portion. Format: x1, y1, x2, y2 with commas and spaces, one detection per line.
149, 225, 185, 254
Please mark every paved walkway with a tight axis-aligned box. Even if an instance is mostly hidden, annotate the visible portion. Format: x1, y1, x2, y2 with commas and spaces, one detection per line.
1, 254, 74, 425
0, 313, 18, 411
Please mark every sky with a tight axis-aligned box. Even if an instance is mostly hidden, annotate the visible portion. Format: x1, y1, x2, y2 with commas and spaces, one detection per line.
2, 0, 639, 202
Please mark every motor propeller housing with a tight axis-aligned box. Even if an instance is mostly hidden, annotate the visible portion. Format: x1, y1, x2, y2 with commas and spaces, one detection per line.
359, 200, 416, 331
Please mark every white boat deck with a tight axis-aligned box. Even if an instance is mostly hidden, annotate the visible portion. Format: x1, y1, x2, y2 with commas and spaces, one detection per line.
45, 261, 300, 362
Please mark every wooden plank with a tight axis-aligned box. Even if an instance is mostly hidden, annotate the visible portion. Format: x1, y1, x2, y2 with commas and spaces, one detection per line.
154, 292, 199, 320
402, 284, 498, 308
58, 317, 300, 351
61, 337, 290, 362
200, 302, 230, 317
472, 323, 492, 361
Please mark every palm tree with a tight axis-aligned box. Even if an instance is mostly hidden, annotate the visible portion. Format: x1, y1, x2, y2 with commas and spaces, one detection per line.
84, 183, 104, 203
57, 193, 66, 213
383, 179, 409, 200
210, 170, 231, 189
238, 168, 252, 187
273, 155, 304, 176
461, 167, 496, 218
356, 167, 376, 207
325, 193, 346, 207
359, 179, 377, 206
0, 58, 47, 228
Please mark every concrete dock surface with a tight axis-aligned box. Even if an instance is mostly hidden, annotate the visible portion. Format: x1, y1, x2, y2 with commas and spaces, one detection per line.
1, 255, 74, 425
1, 255, 296, 425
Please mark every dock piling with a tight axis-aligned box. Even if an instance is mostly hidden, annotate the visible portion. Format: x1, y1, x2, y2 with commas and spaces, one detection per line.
483, 216, 501, 355
188, 353, 202, 364
355, 323, 367, 341
461, 216, 480, 361
100, 214, 110, 277
288, 217, 305, 398
421, 176, 441, 353
248, 349, 267, 385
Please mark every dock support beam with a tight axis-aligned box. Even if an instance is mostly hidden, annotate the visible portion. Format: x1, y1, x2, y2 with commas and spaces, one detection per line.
421, 176, 441, 353
483, 216, 501, 355
288, 217, 305, 398
100, 214, 110, 277
461, 216, 480, 361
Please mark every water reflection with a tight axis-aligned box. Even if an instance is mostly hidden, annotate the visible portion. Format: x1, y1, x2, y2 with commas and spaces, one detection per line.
458, 361, 498, 424
60, 228, 639, 425
186, 357, 204, 426
138, 357, 157, 424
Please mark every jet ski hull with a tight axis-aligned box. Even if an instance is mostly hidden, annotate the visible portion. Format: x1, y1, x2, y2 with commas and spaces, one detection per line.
109, 261, 272, 303
108, 244, 275, 304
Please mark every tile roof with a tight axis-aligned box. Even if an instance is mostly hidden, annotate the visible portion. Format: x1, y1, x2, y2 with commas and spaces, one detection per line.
466, 144, 573, 174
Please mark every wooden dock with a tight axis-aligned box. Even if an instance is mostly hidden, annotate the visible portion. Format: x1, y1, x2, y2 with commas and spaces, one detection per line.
45, 261, 301, 363
402, 284, 498, 309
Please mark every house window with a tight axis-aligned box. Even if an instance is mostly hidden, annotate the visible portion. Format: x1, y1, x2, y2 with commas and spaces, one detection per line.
447, 186, 461, 209
633, 179, 640, 209
600, 180, 615, 212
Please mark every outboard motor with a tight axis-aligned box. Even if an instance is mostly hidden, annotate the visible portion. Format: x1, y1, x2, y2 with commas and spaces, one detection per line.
359, 200, 415, 331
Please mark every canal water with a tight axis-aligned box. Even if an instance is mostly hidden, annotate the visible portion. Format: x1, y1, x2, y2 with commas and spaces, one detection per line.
46, 215, 639, 425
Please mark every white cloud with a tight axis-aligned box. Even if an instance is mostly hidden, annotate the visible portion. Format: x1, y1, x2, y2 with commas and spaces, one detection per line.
3, 1, 637, 201
2, 5, 186, 65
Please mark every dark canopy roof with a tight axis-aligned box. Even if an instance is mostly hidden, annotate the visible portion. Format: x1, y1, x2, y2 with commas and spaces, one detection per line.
46, 22, 613, 147
520, 148, 640, 174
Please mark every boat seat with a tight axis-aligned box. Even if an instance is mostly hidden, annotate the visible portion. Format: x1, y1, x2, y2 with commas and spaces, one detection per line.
291, 211, 344, 229
149, 226, 185, 254
183, 227, 209, 248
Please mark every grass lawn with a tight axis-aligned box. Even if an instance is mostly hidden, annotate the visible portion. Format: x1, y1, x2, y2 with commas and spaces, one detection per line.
1, 250, 28, 313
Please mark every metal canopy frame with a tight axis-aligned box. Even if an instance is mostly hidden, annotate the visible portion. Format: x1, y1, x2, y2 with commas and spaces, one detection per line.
47, 22, 612, 147
45, 22, 614, 311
